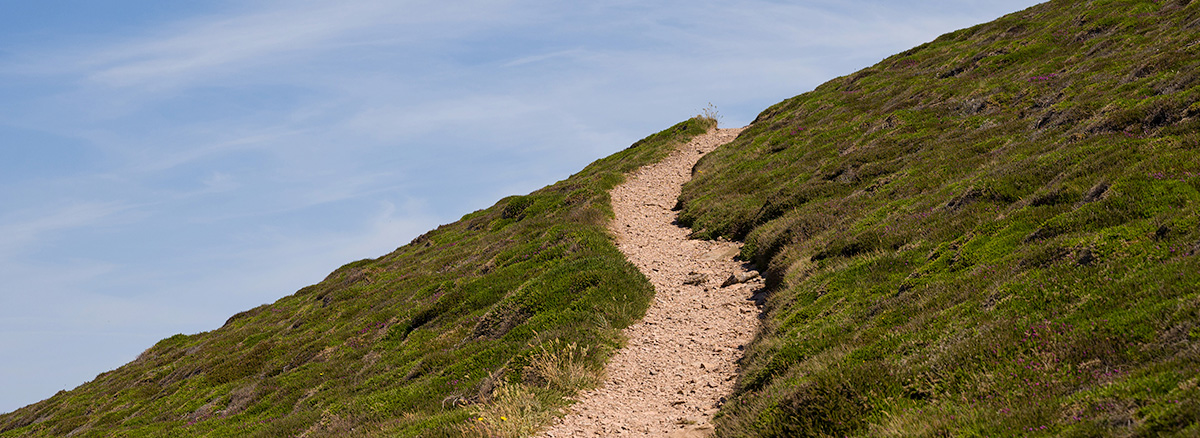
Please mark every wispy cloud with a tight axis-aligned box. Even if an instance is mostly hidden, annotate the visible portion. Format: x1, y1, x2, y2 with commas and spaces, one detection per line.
342, 94, 550, 141
67, 0, 528, 91
76, 2, 402, 88
128, 127, 306, 173
0, 202, 127, 258
502, 49, 589, 68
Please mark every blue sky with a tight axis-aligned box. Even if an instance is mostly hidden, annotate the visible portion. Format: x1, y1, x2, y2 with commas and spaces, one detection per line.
0, 0, 1044, 413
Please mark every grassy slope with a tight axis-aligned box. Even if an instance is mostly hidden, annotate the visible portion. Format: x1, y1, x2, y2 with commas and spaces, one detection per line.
0, 118, 716, 438
678, 0, 1200, 436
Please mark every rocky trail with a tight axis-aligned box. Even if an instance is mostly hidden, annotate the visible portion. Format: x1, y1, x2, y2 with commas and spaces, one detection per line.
542, 127, 761, 437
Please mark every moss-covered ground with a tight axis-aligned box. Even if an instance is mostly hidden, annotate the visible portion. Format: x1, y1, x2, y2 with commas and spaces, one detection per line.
677, 0, 1200, 436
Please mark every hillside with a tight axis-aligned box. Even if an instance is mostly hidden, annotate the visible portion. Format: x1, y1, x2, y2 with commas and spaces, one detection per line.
5, 0, 1200, 436
0, 118, 715, 437
677, 0, 1200, 436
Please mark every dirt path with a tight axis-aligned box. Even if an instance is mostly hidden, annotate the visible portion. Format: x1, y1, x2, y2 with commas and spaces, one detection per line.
542, 127, 761, 437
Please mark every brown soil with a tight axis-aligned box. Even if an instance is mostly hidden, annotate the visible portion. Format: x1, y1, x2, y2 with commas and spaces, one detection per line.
542, 127, 760, 437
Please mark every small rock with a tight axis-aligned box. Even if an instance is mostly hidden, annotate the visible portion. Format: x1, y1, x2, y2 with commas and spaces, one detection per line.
1077, 248, 1096, 266
721, 270, 760, 287
682, 272, 707, 286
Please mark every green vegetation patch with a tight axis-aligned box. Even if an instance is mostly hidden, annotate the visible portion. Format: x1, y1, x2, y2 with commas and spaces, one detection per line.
679, 0, 1200, 436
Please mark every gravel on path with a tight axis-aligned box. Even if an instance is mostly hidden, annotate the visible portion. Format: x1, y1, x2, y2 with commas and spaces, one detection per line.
542, 127, 760, 437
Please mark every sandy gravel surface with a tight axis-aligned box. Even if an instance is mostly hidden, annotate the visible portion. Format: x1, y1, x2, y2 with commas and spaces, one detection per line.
542, 127, 761, 437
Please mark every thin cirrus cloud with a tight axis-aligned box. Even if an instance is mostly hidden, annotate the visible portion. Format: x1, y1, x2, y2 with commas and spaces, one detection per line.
0, 201, 128, 258
75, 1, 502, 89
0, 0, 1045, 415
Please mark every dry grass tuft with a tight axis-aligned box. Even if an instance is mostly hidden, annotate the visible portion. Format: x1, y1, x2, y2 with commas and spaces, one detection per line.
523, 339, 603, 392
461, 383, 552, 438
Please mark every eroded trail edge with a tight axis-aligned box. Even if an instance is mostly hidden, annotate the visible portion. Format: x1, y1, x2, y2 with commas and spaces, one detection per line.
543, 127, 760, 437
